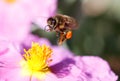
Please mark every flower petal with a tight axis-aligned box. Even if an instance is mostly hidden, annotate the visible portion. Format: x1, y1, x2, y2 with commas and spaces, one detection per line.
0, 39, 22, 68
21, 34, 51, 53
34, 0, 57, 29
50, 59, 88, 81
50, 46, 74, 66
0, 1, 31, 42
0, 68, 31, 81
76, 56, 118, 81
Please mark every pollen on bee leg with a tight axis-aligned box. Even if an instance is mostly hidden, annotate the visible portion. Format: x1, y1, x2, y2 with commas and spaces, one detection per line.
66, 31, 72, 39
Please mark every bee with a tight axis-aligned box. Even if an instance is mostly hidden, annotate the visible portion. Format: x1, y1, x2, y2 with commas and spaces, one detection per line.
45, 14, 78, 45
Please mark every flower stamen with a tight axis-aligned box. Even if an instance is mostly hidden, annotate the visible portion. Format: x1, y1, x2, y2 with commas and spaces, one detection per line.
23, 42, 52, 72
4, 0, 16, 4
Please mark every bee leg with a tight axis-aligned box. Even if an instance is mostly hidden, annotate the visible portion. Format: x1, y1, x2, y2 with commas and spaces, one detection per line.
56, 31, 59, 37
44, 25, 53, 32
45, 29, 51, 32
57, 33, 66, 45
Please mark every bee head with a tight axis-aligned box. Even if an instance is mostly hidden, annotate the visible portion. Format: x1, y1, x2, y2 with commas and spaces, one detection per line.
47, 17, 57, 30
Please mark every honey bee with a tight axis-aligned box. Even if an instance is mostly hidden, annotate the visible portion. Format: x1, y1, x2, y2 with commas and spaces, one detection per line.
45, 14, 78, 45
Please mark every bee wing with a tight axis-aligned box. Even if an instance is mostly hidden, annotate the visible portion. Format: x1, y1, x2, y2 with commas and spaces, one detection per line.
64, 16, 78, 29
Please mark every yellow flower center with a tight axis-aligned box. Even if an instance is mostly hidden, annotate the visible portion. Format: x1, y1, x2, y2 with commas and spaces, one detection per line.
20, 42, 53, 79
4, 0, 16, 4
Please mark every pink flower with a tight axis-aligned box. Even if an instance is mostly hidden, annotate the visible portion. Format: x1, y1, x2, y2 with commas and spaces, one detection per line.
0, 0, 57, 42
0, 37, 118, 81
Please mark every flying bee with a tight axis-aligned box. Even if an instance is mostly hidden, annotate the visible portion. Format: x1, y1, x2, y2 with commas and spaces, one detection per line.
45, 14, 78, 45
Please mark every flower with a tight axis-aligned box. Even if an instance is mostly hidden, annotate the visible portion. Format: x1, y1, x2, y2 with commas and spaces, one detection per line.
0, 0, 57, 42
0, 38, 118, 81
20, 42, 53, 80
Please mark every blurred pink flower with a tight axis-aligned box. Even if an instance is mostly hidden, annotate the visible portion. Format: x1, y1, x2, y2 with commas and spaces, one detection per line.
0, 0, 57, 42
0, 37, 118, 81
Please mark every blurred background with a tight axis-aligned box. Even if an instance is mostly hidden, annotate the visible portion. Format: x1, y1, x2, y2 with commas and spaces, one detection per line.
33, 0, 120, 80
